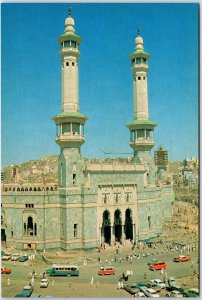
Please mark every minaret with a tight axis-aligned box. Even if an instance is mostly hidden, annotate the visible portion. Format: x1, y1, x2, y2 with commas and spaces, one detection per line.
127, 30, 157, 163
52, 7, 88, 188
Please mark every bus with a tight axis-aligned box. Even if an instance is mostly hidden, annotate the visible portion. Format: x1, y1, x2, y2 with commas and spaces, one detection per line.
45, 264, 79, 276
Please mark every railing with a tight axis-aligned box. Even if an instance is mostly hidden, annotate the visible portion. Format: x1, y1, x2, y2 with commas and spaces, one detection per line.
56, 133, 85, 141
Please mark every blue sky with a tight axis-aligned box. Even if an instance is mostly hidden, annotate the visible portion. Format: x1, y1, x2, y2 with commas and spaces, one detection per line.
1, 3, 199, 167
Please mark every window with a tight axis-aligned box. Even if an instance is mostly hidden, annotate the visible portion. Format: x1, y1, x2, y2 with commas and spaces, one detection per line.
138, 76, 141, 80
71, 41, 76, 48
74, 224, 78, 237
73, 173, 76, 185
115, 194, 118, 203
136, 57, 141, 64
25, 204, 34, 208
72, 62, 75, 66
103, 194, 107, 204
126, 194, 129, 202
143, 58, 147, 64
148, 216, 151, 229
66, 62, 69, 66
64, 40, 71, 47
143, 76, 146, 80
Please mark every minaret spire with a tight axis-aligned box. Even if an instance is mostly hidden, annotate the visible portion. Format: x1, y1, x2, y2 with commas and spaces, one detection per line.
137, 27, 140, 36
68, 5, 71, 17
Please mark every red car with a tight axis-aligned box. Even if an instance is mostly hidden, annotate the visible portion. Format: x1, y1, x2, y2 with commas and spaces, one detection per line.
149, 261, 166, 271
1, 267, 11, 274
173, 255, 191, 262
98, 266, 116, 275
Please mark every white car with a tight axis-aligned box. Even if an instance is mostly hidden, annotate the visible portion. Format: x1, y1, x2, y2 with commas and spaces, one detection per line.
141, 287, 160, 298
134, 291, 145, 297
150, 279, 165, 289
166, 290, 184, 298
40, 278, 49, 288
11, 253, 20, 261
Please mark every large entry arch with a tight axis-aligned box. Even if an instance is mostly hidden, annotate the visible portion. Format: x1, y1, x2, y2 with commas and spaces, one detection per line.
125, 208, 133, 241
102, 210, 111, 244
114, 209, 122, 242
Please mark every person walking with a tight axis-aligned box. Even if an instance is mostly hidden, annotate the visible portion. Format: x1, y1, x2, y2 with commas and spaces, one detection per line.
117, 281, 121, 290
51, 280, 55, 287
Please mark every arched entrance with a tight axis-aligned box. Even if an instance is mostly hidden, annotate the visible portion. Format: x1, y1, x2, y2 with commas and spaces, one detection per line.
1, 229, 6, 242
125, 209, 133, 240
114, 209, 122, 242
27, 216, 34, 235
102, 210, 111, 244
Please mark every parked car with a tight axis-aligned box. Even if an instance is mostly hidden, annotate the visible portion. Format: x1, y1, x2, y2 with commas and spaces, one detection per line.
19, 255, 29, 262
2, 254, 12, 261
134, 291, 145, 297
166, 290, 184, 297
98, 266, 115, 275
149, 261, 166, 271
11, 254, 20, 261
16, 285, 34, 297
124, 284, 141, 295
174, 287, 198, 297
188, 288, 199, 296
141, 287, 160, 297
1, 267, 11, 274
145, 282, 161, 292
167, 277, 180, 288
150, 279, 165, 289
173, 255, 191, 262
147, 259, 159, 265
124, 283, 146, 295
40, 278, 49, 288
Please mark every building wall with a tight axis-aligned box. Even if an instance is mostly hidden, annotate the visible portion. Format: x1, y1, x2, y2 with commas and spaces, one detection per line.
1, 162, 174, 250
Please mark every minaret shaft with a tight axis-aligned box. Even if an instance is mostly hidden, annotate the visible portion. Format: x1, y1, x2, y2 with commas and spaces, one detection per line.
62, 57, 79, 112
133, 72, 148, 120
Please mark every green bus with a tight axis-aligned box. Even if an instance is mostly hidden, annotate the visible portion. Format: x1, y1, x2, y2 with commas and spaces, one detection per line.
45, 264, 79, 276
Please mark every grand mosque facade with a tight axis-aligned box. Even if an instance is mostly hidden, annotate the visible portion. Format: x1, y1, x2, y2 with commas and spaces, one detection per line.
1, 9, 174, 251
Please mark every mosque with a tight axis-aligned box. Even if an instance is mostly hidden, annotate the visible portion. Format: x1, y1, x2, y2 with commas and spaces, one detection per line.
1, 9, 174, 251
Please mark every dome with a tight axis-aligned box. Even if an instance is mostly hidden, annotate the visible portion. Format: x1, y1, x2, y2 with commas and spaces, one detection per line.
65, 16, 75, 27
135, 36, 143, 45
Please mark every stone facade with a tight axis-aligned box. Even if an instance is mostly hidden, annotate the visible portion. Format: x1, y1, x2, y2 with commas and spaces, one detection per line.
1, 9, 174, 251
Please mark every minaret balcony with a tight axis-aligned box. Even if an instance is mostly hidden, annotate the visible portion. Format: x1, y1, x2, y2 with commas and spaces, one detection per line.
130, 137, 154, 150
56, 132, 85, 142
59, 47, 80, 57
131, 63, 149, 72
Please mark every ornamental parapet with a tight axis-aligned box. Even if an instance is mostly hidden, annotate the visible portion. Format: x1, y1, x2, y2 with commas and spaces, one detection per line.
2, 183, 58, 193
84, 163, 146, 172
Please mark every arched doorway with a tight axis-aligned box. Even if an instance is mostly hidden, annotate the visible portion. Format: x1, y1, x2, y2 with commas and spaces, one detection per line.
125, 209, 133, 240
1, 229, 6, 242
102, 210, 111, 244
27, 216, 34, 236
114, 209, 122, 242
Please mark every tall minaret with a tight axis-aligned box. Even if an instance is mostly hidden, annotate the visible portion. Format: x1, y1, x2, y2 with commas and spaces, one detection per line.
52, 7, 88, 188
127, 30, 157, 164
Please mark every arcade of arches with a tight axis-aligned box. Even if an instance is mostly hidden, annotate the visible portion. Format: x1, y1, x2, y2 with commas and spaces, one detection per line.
101, 208, 135, 245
